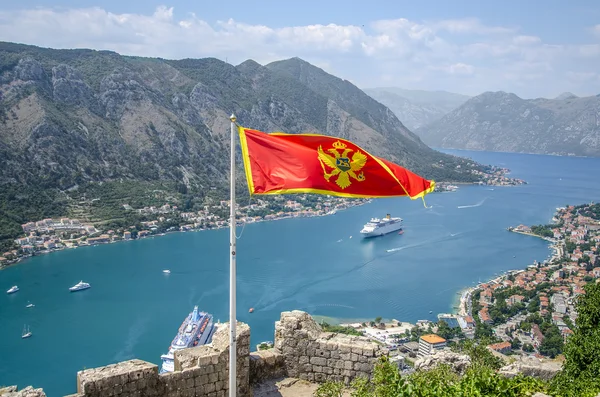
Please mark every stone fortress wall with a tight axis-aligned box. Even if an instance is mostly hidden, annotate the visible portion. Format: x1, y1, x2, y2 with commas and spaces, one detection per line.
2, 311, 385, 397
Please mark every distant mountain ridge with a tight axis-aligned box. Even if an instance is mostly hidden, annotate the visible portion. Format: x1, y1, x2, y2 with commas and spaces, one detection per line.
416, 91, 600, 157
364, 87, 470, 130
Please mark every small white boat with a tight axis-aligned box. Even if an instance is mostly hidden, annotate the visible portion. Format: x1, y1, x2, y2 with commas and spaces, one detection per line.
22, 325, 32, 339
69, 281, 91, 292
7, 285, 19, 294
163, 269, 171, 274
26, 303, 35, 308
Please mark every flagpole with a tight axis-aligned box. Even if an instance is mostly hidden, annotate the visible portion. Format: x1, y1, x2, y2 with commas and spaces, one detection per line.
229, 113, 237, 397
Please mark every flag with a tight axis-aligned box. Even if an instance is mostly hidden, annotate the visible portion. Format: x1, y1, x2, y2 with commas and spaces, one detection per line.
238, 127, 435, 200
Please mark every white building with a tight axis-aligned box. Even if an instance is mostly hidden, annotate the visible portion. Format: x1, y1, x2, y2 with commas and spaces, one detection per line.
418, 334, 447, 357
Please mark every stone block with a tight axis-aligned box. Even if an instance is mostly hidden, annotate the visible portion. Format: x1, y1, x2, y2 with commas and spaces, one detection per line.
315, 349, 330, 358
205, 383, 216, 393
309, 357, 327, 366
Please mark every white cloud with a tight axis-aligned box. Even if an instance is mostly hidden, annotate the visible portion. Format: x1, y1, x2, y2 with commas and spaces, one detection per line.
512, 35, 541, 46
433, 18, 517, 35
0, 6, 599, 98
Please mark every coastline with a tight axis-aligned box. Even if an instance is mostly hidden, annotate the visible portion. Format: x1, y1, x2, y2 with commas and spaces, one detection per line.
453, 215, 566, 318
0, 199, 370, 270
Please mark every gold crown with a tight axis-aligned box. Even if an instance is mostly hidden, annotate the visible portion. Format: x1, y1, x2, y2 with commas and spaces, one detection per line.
332, 140, 347, 149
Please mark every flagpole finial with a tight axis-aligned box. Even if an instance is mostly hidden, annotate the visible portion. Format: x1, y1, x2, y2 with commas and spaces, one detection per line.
230, 114, 237, 123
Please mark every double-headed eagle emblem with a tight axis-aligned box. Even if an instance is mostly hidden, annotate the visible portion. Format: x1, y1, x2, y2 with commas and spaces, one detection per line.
317, 140, 367, 189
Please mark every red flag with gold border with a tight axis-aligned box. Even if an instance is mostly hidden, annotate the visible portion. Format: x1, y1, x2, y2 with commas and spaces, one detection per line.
238, 127, 435, 199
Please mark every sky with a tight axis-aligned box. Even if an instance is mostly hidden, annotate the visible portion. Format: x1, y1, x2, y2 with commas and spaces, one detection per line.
1, 0, 599, 98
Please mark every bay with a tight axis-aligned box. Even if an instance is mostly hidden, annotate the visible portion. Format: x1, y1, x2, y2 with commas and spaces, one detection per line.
1, 150, 599, 396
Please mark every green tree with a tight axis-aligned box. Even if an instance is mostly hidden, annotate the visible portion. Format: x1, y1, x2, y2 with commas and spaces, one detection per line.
523, 343, 534, 352
436, 320, 454, 340
552, 282, 600, 396
374, 316, 382, 324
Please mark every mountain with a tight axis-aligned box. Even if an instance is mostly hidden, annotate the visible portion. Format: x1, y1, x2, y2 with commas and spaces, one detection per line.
363, 87, 470, 130
416, 91, 600, 156
555, 92, 578, 100
0, 42, 493, 246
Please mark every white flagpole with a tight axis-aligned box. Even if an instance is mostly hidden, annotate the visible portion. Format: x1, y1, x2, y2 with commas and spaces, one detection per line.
228, 114, 237, 397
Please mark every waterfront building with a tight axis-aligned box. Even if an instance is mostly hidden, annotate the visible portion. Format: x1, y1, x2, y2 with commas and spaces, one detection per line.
418, 334, 447, 357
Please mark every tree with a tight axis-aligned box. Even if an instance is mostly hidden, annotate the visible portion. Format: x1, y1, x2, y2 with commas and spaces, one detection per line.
374, 316, 382, 324
511, 338, 522, 349
552, 282, 600, 396
523, 343, 534, 352
436, 320, 453, 340
527, 296, 540, 313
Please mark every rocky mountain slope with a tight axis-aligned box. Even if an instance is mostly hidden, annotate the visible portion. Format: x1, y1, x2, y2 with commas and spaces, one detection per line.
0, 42, 494, 245
364, 87, 470, 130
416, 91, 600, 156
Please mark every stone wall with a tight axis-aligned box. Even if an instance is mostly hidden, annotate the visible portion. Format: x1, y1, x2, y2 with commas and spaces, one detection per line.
5, 311, 389, 396
0, 386, 46, 397
72, 322, 250, 397
249, 350, 286, 385
273, 310, 388, 384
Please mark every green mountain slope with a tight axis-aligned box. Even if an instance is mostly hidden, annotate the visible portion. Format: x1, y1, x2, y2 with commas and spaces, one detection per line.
0, 42, 495, 247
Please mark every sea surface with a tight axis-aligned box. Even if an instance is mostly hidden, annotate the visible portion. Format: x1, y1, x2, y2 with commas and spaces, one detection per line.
1, 150, 600, 396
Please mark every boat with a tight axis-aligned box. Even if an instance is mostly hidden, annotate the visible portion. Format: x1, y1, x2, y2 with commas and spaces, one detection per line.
160, 306, 216, 374
256, 341, 274, 350
163, 269, 171, 274
69, 281, 91, 292
6, 285, 19, 294
360, 214, 403, 237
249, 308, 254, 313
26, 303, 35, 308
22, 325, 32, 339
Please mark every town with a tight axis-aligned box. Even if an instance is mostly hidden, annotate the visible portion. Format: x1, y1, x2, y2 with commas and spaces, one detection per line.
323, 203, 599, 368
0, 194, 370, 267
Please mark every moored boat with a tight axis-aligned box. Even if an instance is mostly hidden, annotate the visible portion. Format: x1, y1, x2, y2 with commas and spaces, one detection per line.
22, 325, 32, 339
6, 285, 19, 294
69, 281, 91, 292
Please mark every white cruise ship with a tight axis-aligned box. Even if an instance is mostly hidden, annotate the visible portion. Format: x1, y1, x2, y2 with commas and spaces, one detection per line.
360, 214, 403, 237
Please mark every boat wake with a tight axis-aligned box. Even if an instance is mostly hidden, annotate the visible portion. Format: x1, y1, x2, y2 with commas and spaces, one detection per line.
112, 316, 149, 362
457, 197, 488, 209
298, 303, 355, 311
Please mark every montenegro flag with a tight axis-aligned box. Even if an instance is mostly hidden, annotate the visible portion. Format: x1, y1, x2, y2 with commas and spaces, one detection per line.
238, 127, 435, 200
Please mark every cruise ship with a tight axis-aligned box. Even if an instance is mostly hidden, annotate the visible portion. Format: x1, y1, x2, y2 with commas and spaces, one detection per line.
360, 214, 403, 237
160, 306, 216, 373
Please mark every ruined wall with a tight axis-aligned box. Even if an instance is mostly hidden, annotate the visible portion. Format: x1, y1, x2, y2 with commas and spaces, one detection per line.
249, 350, 286, 385
7, 311, 389, 396
72, 322, 250, 397
273, 310, 388, 384
0, 386, 46, 397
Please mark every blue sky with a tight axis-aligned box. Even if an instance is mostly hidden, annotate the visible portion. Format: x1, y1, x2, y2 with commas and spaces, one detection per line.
1, 0, 599, 98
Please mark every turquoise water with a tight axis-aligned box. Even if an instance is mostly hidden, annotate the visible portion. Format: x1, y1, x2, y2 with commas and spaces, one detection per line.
1, 150, 599, 396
